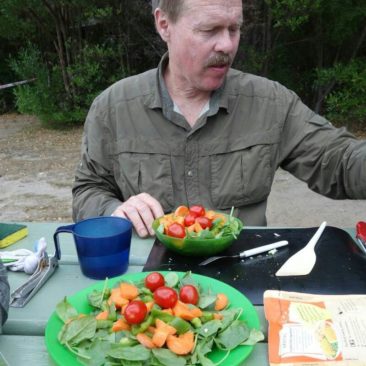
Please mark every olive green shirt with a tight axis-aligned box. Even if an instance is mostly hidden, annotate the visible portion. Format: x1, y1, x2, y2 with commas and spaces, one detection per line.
72, 55, 366, 226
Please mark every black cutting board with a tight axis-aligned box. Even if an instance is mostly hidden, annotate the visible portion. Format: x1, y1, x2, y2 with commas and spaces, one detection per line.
143, 227, 366, 305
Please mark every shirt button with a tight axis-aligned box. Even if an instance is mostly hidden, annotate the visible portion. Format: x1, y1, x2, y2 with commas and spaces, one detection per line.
187, 170, 193, 177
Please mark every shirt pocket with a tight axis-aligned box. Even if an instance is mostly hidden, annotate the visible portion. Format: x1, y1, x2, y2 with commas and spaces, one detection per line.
111, 138, 175, 212
206, 131, 279, 209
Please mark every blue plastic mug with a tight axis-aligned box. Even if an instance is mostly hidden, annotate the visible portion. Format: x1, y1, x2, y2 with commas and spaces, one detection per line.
53, 216, 132, 280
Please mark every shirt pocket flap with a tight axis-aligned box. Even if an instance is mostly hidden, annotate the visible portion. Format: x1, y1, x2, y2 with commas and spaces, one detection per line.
200, 128, 281, 156
112, 137, 183, 156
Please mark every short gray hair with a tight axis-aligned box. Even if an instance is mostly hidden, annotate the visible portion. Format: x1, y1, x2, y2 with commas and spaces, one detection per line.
151, 0, 186, 22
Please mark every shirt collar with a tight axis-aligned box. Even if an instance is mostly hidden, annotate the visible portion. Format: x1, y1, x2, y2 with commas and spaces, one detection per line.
147, 52, 231, 114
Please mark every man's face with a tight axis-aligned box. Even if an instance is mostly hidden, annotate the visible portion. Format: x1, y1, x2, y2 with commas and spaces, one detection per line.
163, 0, 243, 92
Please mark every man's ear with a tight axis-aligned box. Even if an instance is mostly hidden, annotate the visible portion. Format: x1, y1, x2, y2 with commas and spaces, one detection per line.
154, 8, 170, 42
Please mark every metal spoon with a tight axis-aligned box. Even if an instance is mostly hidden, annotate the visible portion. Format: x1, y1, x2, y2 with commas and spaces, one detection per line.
198, 240, 289, 266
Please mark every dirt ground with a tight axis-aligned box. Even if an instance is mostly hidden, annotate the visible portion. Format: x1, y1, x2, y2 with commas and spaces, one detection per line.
1, 113, 366, 228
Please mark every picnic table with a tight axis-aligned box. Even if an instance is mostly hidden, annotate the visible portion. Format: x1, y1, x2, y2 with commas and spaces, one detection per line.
0, 222, 357, 365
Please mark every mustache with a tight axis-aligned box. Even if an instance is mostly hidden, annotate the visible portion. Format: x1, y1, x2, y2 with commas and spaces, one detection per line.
205, 53, 232, 67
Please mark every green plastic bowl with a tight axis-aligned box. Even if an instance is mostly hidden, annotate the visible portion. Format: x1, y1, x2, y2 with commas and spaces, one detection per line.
152, 214, 244, 256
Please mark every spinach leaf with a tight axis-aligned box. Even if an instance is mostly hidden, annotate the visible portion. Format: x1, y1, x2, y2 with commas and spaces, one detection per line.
241, 328, 265, 345
56, 297, 78, 323
152, 348, 187, 366
108, 344, 151, 361
197, 289, 216, 309
215, 320, 250, 349
197, 320, 221, 338
77, 339, 113, 366
197, 352, 216, 366
59, 315, 97, 346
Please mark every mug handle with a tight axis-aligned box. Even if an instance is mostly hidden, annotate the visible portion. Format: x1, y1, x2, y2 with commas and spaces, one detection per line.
53, 224, 75, 260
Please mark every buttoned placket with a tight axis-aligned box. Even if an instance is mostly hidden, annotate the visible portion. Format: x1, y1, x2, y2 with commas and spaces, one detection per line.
184, 133, 200, 206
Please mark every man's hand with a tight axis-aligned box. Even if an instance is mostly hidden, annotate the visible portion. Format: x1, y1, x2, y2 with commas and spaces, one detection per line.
112, 193, 164, 238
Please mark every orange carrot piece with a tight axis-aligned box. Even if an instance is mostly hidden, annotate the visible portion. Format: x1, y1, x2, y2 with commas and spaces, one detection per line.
215, 293, 229, 311
145, 301, 154, 312
108, 288, 129, 308
111, 318, 131, 332
136, 333, 156, 349
174, 205, 189, 217
173, 301, 202, 321
95, 310, 109, 320
119, 282, 139, 300
166, 331, 195, 355
193, 222, 203, 233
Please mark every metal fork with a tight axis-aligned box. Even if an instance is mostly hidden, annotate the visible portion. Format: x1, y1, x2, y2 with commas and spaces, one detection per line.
198, 240, 289, 266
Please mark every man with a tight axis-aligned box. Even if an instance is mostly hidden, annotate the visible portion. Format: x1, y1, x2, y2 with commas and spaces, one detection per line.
0, 260, 10, 327
72, 0, 366, 237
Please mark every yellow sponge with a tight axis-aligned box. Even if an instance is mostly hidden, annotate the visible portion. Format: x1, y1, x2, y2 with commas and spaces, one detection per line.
0, 223, 28, 248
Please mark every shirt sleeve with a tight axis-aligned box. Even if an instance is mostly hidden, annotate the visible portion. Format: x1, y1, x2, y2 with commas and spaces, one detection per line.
72, 97, 123, 222
279, 88, 366, 199
0, 261, 9, 326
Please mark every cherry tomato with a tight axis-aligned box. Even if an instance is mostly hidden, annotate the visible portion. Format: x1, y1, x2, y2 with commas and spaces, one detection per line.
179, 285, 199, 305
195, 216, 212, 229
124, 300, 147, 324
145, 272, 165, 292
189, 205, 205, 217
154, 286, 178, 309
167, 222, 186, 238
184, 213, 197, 227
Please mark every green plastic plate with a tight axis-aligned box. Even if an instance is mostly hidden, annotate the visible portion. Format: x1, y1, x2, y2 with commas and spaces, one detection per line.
45, 271, 260, 365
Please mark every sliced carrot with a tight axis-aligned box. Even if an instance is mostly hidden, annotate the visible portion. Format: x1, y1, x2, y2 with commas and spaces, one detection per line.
212, 213, 227, 225
136, 333, 156, 349
121, 303, 129, 315
173, 301, 202, 321
215, 293, 229, 311
190, 307, 203, 318
186, 224, 195, 233
174, 205, 189, 217
111, 317, 131, 332
108, 287, 129, 308
193, 222, 203, 233
205, 210, 216, 220
152, 318, 177, 347
147, 326, 157, 334
95, 310, 109, 320
119, 282, 139, 300
166, 331, 195, 355
162, 308, 174, 315
213, 313, 224, 320
173, 216, 185, 226
145, 301, 155, 312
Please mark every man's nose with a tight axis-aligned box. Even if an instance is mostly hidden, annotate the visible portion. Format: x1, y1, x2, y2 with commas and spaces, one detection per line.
214, 29, 238, 54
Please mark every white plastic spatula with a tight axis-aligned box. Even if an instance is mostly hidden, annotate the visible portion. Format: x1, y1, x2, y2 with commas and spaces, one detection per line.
275, 221, 327, 277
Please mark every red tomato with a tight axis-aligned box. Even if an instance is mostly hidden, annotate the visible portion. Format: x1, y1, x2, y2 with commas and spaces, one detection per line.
184, 213, 197, 227
124, 300, 147, 324
195, 216, 212, 229
167, 222, 186, 238
154, 286, 178, 309
189, 205, 205, 217
145, 272, 165, 292
179, 285, 199, 305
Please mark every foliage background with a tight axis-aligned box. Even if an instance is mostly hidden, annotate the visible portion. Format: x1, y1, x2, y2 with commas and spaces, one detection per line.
0, 0, 365, 129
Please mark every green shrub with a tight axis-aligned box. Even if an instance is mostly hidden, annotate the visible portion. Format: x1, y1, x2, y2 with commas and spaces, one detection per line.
315, 59, 366, 130
10, 43, 127, 127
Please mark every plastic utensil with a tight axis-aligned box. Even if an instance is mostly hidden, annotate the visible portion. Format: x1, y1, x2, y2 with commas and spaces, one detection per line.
198, 240, 289, 266
355, 221, 366, 255
275, 221, 327, 277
